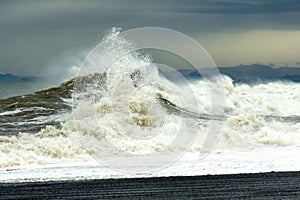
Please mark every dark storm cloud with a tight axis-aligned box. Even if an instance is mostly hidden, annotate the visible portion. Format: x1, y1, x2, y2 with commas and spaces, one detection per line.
0, 0, 299, 76
1, 0, 299, 32
174, 0, 300, 14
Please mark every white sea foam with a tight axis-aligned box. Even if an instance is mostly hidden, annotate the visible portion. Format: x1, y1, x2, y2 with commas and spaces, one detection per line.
2, 146, 300, 182
0, 109, 23, 116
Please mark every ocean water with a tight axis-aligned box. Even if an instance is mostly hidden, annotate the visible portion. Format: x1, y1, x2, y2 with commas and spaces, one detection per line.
0, 29, 299, 173
0, 81, 60, 100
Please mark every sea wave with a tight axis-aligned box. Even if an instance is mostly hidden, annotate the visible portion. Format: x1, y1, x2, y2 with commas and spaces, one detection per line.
0, 28, 299, 168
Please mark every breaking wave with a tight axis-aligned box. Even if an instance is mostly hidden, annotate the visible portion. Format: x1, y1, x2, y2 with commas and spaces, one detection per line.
0, 28, 299, 168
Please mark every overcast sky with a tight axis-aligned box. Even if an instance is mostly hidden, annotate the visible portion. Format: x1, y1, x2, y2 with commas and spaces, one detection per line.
0, 0, 300, 76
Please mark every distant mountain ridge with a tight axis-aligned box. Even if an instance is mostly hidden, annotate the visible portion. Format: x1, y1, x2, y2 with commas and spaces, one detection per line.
174, 64, 300, 83
219, 64, 300, 82
0, 73, 43, 82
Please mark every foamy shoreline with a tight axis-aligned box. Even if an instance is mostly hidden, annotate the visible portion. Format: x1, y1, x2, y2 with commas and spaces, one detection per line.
1, 145, 300, 183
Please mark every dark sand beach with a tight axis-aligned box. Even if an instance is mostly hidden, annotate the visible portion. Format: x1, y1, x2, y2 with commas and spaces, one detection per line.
1, 171, 300, 199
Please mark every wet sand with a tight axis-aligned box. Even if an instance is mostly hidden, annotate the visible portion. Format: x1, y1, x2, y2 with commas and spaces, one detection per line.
1, 171, 300, 199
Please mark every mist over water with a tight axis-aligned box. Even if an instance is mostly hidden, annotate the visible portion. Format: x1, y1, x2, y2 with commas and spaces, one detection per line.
0, 29, 299, 169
